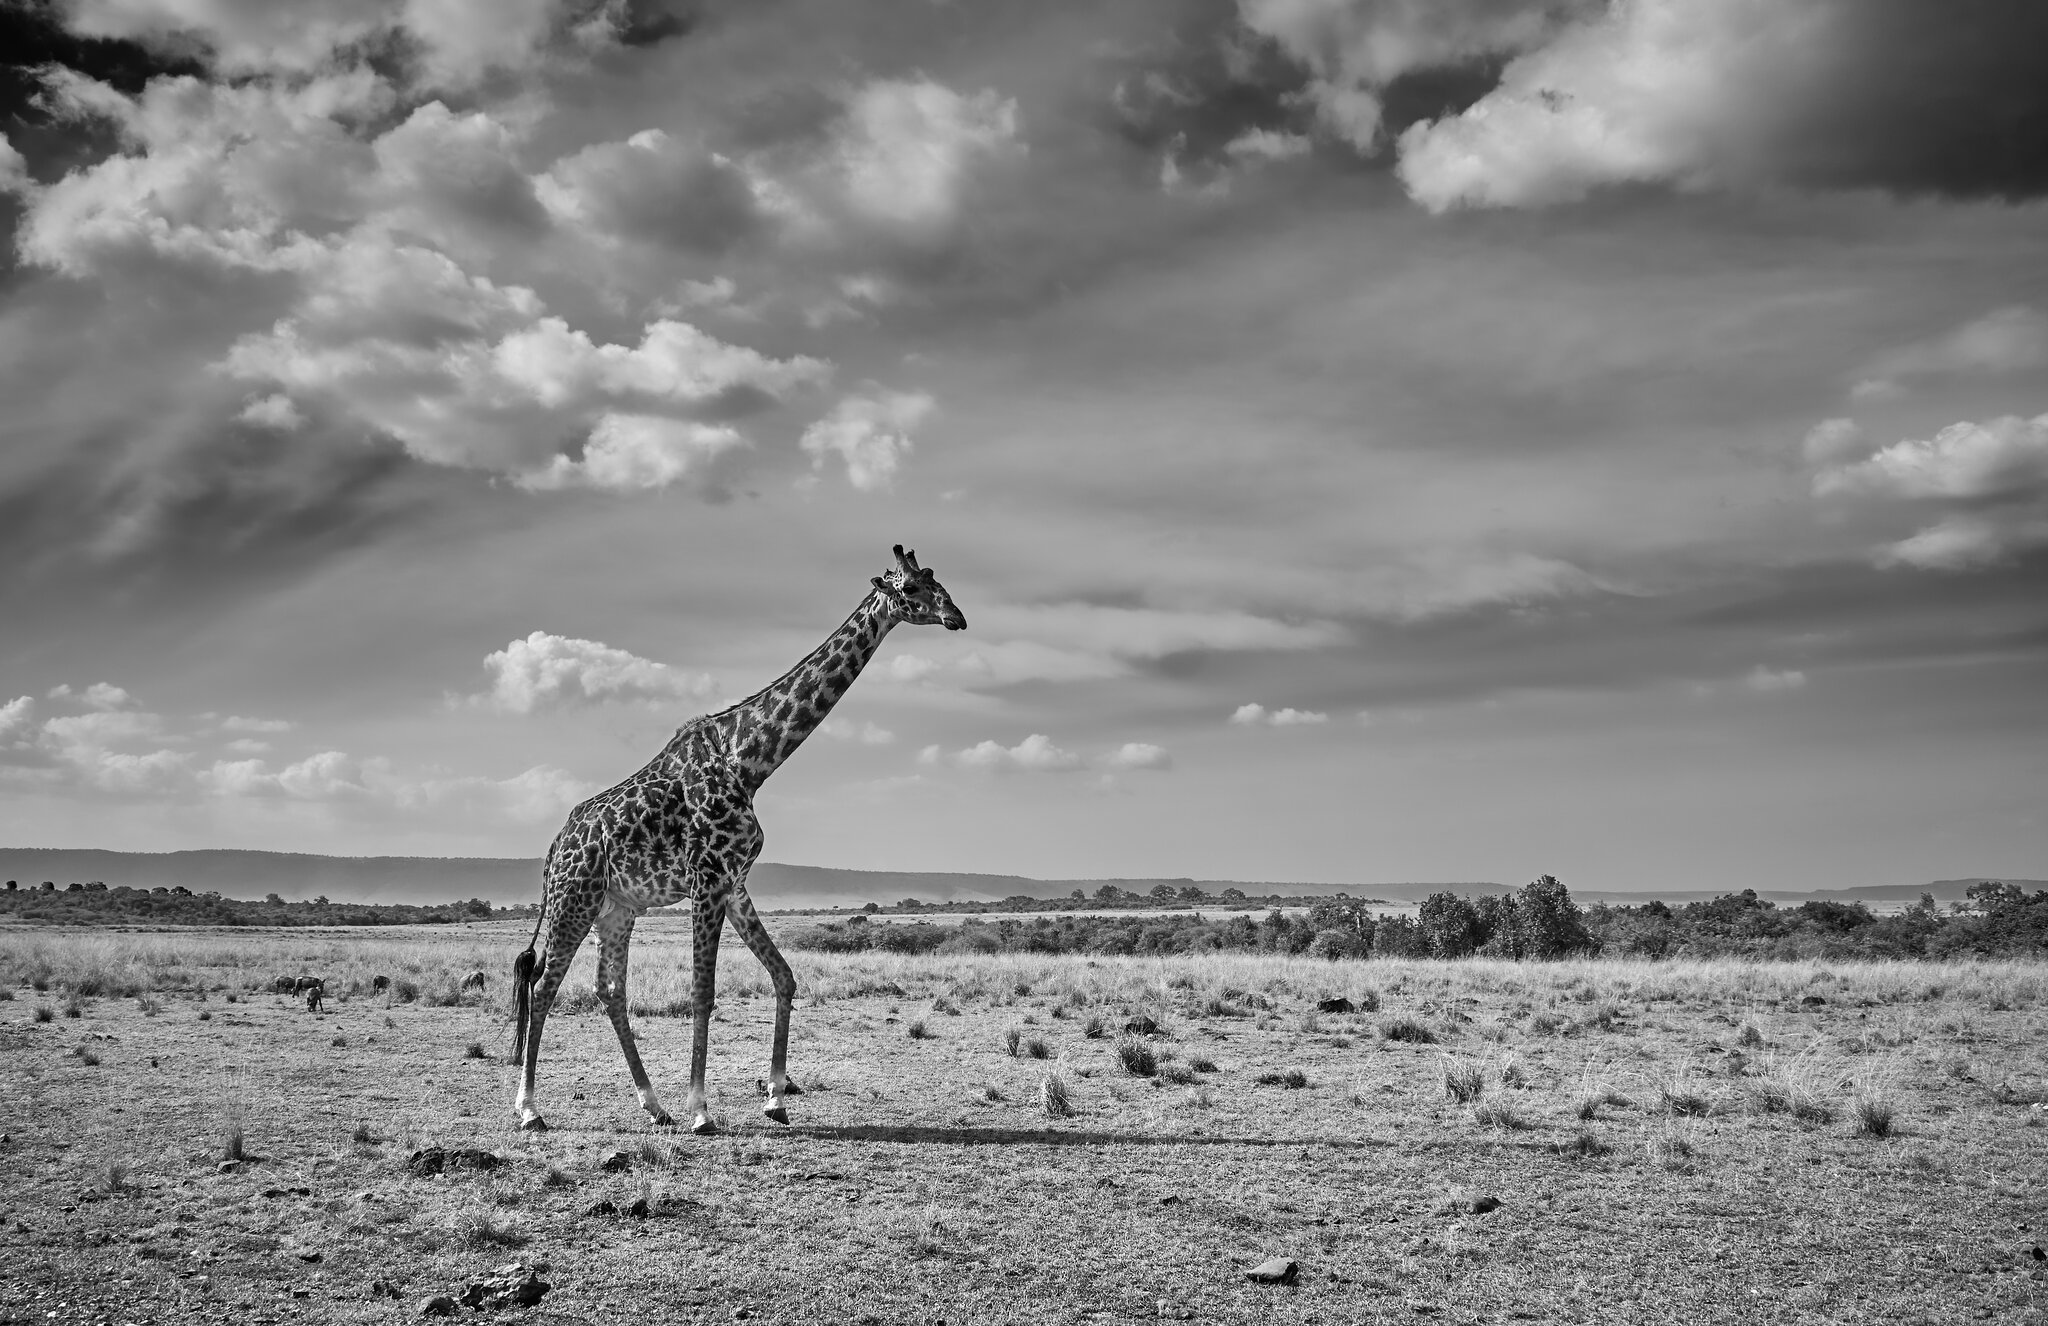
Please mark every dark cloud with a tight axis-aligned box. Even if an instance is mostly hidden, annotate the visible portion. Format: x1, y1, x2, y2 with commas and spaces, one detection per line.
1778, 0, 2048, 198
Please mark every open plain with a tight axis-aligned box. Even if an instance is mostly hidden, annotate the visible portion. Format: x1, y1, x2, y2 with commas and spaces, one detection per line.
0, 922, 2044, 1325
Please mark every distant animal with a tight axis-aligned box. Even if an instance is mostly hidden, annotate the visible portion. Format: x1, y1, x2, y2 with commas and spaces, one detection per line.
371, 976, 390, 993
1317, 997, 1355, 1014
305, 985, 324, 1012
461, 971, 486, 993
511, 545, 966, 1135
291, 976, 324, 995
272, 976, 296, 994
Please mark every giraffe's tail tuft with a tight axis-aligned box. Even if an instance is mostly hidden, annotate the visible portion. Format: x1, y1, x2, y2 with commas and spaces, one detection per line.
510, 945, 539, 1063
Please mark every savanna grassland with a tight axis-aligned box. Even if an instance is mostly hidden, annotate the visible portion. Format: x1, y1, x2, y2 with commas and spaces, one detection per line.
0, 921, 2044, 1325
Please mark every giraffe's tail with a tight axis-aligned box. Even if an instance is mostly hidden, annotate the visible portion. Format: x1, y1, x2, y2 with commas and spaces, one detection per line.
510, 906, 545, 1063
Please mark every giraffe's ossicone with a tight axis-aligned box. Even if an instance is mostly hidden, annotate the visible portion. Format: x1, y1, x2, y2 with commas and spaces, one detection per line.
509, 545, 966, 1134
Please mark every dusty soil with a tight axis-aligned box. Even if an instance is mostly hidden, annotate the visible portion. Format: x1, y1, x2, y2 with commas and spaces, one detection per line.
0, 923, 2044, 1324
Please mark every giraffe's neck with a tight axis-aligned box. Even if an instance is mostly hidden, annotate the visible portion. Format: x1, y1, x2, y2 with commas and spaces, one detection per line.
723, 590, 898, 792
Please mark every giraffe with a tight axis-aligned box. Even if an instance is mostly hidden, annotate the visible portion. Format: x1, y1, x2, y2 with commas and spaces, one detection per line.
509, 545, 966, 1134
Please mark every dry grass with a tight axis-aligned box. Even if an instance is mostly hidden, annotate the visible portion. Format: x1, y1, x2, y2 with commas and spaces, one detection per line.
1, 925, 2044, 1323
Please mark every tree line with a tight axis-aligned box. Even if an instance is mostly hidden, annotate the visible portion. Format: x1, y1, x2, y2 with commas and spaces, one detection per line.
0, 879, 514, 927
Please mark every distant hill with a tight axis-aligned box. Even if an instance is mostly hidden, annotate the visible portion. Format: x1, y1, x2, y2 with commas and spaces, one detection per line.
0, 848, 2035, 912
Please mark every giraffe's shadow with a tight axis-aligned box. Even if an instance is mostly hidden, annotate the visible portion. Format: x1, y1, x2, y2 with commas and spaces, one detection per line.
779, 1123, 1391, 1149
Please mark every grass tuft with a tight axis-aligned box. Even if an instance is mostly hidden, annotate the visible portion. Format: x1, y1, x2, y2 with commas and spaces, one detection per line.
462, 1041, 488, 1060
1039, 1067, 1075, 1119
1004, 1026, 1022, 1057
1439, 1056, 1486, 1104
1472, 1100, 1529, 1130
1255, 1068, 1309, 1089
1024, 1036, 1052, 1060
906, 1019, 932, 1040
1114, 1035, 1158, 1077
1381, 1015, 1437, 1045
33, 1005, 53, 1024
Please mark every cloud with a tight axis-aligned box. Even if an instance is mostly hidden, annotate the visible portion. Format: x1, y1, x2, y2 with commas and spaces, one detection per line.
827, 79, 1022, 242
952, 733, 1083, 773
516, 416, 748, 492
47, 683, 135, 710
0, 132, 28, 193
1097, 742, 1172, 771
1801, 418, 1865, 466
820, 719, 896, 745
537, 129, 767, 256
1241, 0, 2048, 211
800, 388, 935, 491
1852, 307, 2048, 400
1230, 703, 1328, 726
1815, 414, 2048, 502
220, 715, 294, 733
237, 394, 306, 430
1744, 666, 1807, 693
0, 697, 37, 748
203, 750, 592, 824
1807, 411, 2048, 568
475, 631, 718, 714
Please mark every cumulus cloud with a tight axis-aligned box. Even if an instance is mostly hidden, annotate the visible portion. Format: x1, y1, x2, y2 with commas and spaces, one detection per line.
237, 394, 306, 430
828, 79, 1022, 242
537, 129, 766, 256
952, 733, 1084, 772
202, 750, 591, 823
1852, 307, 2048, 400
1231, 703, 1328, 726
1801, 418, 1865, 466
475, 631, 718, 714
220, 715, 295, 733
0, 133, 29, 193
1809, 411, 2048, 568
800, 388, 935, 491
1097, 742, 1172, 771
1244, 0, 2048, 211
820, 719, 896, 745
1744, 666, 1807, 693
517, 417, 748, 492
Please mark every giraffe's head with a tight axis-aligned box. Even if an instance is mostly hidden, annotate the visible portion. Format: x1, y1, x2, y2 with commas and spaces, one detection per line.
873, 544, 967, 631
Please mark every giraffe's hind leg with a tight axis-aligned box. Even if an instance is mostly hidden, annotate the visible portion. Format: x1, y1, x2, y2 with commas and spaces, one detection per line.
727, 887, 799, 1124
515, 892, 598, 1132
595, 902, 672, 1126
683, 890, 728, 1135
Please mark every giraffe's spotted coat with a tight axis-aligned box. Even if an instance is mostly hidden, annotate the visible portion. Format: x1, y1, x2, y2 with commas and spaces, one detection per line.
511, 547, 966, 1132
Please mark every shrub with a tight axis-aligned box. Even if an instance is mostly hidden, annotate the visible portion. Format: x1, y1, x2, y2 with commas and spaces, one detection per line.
1439, 1057, 1485, 1104
1114, 1036, 1158, 1077
1381, 1016, 1437, 1045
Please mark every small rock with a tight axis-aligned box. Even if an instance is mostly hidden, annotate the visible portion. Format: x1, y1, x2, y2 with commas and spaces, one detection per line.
216, 1161, 241, 1174
297, 1251, 323, 1263
1470, 1195, 1502, 1215
626, 1197, 650, 1220
1245, 1257, 1299, 1286
1124, 1014, 1161, 1035
1317, 998, 1354, 1014
290, 1289, 311, 1299
733, 1309, 753, 1321
2030, 1245, 2045, 1263
1409, 1303, 1441, 1316
1800, 995, 1826, 1007
598, 1149, 633, 1173
370, 1280, 402, 1301
1158, 1195, 1181, 1205
456, 1262, 550, 1311
418, 1295, 457, 1317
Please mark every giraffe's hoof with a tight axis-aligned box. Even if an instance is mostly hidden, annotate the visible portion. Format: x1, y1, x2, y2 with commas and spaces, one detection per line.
690, 1117, 719, 1137
763, 1104, 789, 1126
519, 1115, 549, 1133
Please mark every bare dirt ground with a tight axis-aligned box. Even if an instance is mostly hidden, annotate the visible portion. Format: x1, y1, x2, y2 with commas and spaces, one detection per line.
0, 921, 2044, 1325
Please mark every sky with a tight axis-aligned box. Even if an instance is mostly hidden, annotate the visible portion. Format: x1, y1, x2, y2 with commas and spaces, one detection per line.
0, 0, 2044, 893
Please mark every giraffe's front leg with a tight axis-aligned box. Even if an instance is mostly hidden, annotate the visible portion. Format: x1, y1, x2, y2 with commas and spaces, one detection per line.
727, 887, 799, 1125
684, 893, 726, 1135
